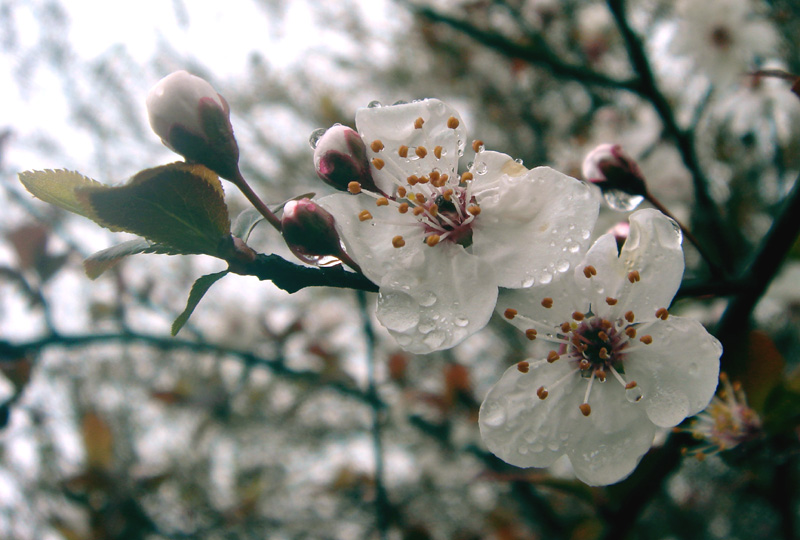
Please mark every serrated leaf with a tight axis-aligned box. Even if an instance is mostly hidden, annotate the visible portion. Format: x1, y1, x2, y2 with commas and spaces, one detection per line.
84, 239, 181, 280
172, 270, 229, 336
77, 162, 231, 255
18, 169, 107, 221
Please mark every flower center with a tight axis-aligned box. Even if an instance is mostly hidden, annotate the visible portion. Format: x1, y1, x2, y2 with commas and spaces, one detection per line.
347, 116, 482, 249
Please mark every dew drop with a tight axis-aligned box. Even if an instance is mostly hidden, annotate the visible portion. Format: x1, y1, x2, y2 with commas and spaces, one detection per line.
568, 243, 581, 253
392, 99, 408, 105
481, 401, 506, 427
474, 161, 488, 175
466, 160, 474, 169
556, 260, 570, 273
547, 441, 560, 451
530, 443, 545, 453
423, 331, 446, 349
518, 445, 529, 455
418, 291, 437, 307
581, 229, 591, 240
603, 189, 645, 211
514, 158, 524, 165
626, 386, 644, 403
377, 291, 419, 332
367, 100, 383, 108
308, 127, 327, 149
522, 277, 535, 288
539, 272, 552, 285
418, 320, 436, 334
455, 317, 469, 327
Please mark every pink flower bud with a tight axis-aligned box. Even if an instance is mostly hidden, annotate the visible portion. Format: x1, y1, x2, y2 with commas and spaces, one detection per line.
281, 198, 344, 264
582, 143, 647, 198
313, 125, 377, 192
146, 71, 240, 179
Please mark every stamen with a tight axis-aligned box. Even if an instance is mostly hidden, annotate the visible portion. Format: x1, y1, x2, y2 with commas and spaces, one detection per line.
348, 182, 362, 194
472, 139, 484, 153
625, 381, 637, 390
628, 270, 641, 283
358, 210, 373, 221
412, 206, 425, 216
417, 175, 429, 185
415, 146, 428, 158
525, 329, 537, 340
406, 174, 419, 186
541, 298, 554, 309
655, 308, 669, 320
372, 158, 385, 170
600, 319, 613, 329
434, 145, 443, 159
429, 170, 440, 184
536, 386, 549, 400
639, 335, 653, 344
572, 311, 585, 321
392, 236, 405, 248
370, 140, 384, 152
429, 204, 439, 217
414, 117, 424, 129
583, 265, 597, 278
606, 297, 618, 306
625, 311, 635, 323
442, 189, 454, 201
398, 203, 409, 214
561, 322, 572, 333
504, 308, 518, 320
594, 369, 607, 382
597, 331, 609, 342
517, 361, 530, 373
625, 326, 637, 338
460, 172, 473, 182
397, 186, 407, 197
578, 359, 590, 371
547, 351, 560, 363
599, 348, 610, 360
580, 373, 595, 416
415, 193, 426, 204
426, 235, 441, 247
579, 403, 592, 416
376, 197, 389, 206
447, 116, 459, 129
467, 205, 481, 216
398, 145, 409, 158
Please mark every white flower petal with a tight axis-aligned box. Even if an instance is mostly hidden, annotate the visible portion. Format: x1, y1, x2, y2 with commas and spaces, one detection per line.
497, 275, 588, 331
473, 167, 598, 288
317, 193, 426, 284
626, 316, 722, 427
356, 99, 465, 195
377, 241, 497, 353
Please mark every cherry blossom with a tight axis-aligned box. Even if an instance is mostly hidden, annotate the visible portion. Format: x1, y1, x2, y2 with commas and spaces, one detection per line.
480, 209, 721, 485
318, 99, 599, 353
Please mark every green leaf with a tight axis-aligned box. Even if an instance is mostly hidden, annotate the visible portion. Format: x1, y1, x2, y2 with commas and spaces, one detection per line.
84, 239, 181, 280
18, 169, 107, 222
231, 208, 264, 242
77, 162, 231, 255
171, 270, 229, 336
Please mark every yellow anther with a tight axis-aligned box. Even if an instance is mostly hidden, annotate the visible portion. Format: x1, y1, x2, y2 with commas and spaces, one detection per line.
561, 322, 572, 333
655, 307, 669, 320
358, 210, 373, 221
370, 140, 384, 152
625, 326, 637, 338
625, 311, 635, 323
517, 361, 530, 373
348, 181, 362, 194
460, 172, 473, 182
425, 234, 441, 247
625, 381, 637, 390
601, 319, 613, 329
599, 348, 609, 360
606, 297, 618, 306
541, 297, 553, 308
418, 175, 430, 184
579, 403, 592, 417
525, 329, 537, 340
398, 145, 409, 158
442, 189, 454, 201
437, 174, 449, 186
504, 308, 518, 320
415, 146, 428, 158
392, 235, 405, 248
429, 204, 439, 217
640, 335, 653, 344
434, 145, 443, 159
398, 203, 409, 214
415, 193, 426, 204
595, 369, 607, 382
536, 386, 549, 400
547, 351, 560, 363
429, 170, 440, 183
583, 265, 597, 278
598, 331, 609, 342
472, 139, 484, 153
579, 359, 590, 370
376, 197, 389, 206
414, 117, 424, 129
372, 158, 385, 170
413, 206, 425, 216
447, 116, 459, 129
407, 175, 419, 186
628, 270, 641, 283
467, 205, 481, 216
572, 311, 585, 321
397, 186, 407, 197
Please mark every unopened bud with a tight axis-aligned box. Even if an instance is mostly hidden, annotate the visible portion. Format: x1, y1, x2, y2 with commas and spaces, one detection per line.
313, 125, 378, 192
281, 198, 343, 264
146, 70, 240, 180
582, 144, 647, 200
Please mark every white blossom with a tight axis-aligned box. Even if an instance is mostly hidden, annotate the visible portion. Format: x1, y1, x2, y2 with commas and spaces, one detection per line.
319, 99, 599, 353
480, 209, 721, 485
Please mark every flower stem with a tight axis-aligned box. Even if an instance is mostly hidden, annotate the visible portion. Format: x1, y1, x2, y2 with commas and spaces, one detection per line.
230, 169, 283, 232
644, 190, 724, 278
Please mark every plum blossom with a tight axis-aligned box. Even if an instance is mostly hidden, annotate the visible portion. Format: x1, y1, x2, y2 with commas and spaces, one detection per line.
480, 209, 721, 485
318, 99, 598, 353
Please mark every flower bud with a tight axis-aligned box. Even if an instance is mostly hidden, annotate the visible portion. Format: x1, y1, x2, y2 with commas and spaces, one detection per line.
281, 198, 344, 264
313, 125, 377, 192
582, 144, 648, 211
146, 70, 240, 180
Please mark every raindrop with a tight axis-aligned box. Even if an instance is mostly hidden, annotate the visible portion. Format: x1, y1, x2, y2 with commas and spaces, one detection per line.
518, 445, 529, 455
467, 160, 474, 169
418, 321, 436, 334
418, 291, 437, 307
568, 243, 581, 253
367, 100, 383, 108
423, 331, 446, 349
377, 291, 419, 332
522, 277, 535, 288
626, 386, 643, 403
556, 260, 570, 273
530, 443, 545, 453
482, 402, 507, 427
547, 441, 559, 451
392, 99, 409, 105
581, 229, 591, 240
603, 189, 645, 211
455, 317, 469, 327
539, 272, 552, 285
474, 161, 488, 175
308, 127, 327, 149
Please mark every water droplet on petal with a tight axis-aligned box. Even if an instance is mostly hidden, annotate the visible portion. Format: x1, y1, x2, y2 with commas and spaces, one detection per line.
418, 320, 436, 334
482, 401, 506, 427
377, 291, 419, 332
530, 443, 545, 453
547, 441, 559, 451
539, 272, 552, 285
423, 331, 446, 349
603, 189, 644, 211
418, 291, 437, 307
474, 161, 488, 175
522, 277, 535, 288
308, 127, 327, 149
367, 100, 383, 108
568, 243, 581, 253
392, 99, 408, 105
455, 317, 469, 327
518, 445, 529, 455
556, 260, 570, 273
581, 229, 591, 240
626, 386, 644, 403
